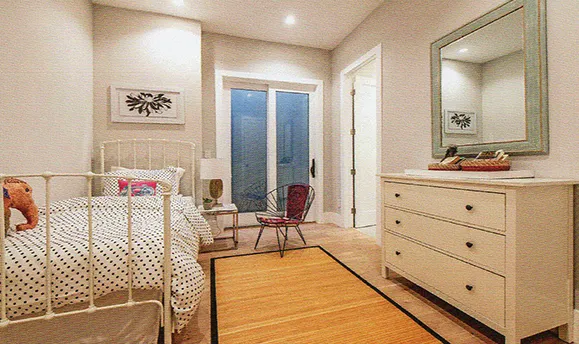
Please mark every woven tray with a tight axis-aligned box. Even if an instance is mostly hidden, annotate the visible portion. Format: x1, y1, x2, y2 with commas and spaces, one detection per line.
428, 163, 461, 171
460, 160, 510, 171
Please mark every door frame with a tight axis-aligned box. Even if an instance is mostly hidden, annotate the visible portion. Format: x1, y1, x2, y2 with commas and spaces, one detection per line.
215, 70, 324, 224
339, 44, 382, 244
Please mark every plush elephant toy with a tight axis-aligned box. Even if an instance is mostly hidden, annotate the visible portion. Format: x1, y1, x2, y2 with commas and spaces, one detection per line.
3, 178, 39, 233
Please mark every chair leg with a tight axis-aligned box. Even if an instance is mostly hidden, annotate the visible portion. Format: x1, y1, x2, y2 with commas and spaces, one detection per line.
275, 226, 284, 257
282, 226, 289, 254
254, 225, 265, 250
295, 225, 307, 245
280, 226, 288, 239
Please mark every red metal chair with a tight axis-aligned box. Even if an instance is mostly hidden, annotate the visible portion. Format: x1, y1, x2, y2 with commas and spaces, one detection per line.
254, 184, 315, 257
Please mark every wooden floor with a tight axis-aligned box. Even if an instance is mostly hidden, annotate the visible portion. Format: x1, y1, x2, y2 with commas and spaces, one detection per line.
175, 223, 567, 344
213, 247, 443, 344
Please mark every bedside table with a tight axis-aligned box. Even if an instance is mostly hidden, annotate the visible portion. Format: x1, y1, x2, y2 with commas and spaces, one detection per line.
198, 203, 239, 251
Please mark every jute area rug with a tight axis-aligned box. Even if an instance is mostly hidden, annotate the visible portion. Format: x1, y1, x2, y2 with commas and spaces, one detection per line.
211, 246, 448, 344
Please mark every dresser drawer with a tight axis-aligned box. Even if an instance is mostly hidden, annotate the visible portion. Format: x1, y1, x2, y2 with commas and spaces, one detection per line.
383, 207, 505, 274
383, 182, 505, 231
384, 232, 505, 326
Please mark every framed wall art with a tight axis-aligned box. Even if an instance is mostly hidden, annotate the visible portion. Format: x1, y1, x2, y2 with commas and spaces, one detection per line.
444, 110, 476, 134
110, 84, 185, 124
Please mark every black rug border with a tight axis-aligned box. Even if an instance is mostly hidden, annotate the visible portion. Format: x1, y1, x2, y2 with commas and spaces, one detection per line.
210, 245, 450, 344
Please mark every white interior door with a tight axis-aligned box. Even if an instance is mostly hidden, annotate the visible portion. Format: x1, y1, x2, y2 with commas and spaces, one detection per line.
353, 76, 377, 229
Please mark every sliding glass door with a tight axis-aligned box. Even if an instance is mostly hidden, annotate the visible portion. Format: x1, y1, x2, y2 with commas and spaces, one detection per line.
276, 91, 310, 188
230, 87, 312, 225
231, 89, 268, 213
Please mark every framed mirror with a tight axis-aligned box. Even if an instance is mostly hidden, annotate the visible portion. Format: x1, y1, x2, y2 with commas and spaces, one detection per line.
431, 0, 547, 158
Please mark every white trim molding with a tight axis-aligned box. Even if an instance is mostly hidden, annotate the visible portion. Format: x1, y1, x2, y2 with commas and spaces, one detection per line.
339, 44, 382, 245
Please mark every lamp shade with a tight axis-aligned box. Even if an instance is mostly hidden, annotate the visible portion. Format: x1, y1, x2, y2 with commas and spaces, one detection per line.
199, 158, 226, 180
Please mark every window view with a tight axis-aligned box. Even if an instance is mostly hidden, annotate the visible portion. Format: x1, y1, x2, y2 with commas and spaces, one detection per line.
230, 89, 268, 213
276, 91, 309, 188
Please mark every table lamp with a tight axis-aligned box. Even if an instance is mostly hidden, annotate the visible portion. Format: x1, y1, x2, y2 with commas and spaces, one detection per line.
200, 158, 225, 207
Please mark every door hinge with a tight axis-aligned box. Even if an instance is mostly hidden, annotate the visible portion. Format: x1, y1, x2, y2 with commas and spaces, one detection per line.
350, 89, 356, 96
350, 169, 356, 175
350, 129, 356, 136
351, 207, 357, 215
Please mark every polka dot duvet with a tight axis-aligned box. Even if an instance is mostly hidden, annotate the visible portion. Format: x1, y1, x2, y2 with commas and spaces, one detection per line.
3, 195, 213, 331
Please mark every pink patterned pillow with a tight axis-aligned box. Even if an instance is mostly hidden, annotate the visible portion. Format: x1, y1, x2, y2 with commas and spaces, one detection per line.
118, 180, 157, 196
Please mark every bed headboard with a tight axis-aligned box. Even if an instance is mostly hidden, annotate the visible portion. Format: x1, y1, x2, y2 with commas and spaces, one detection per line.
100, 139, 196, 196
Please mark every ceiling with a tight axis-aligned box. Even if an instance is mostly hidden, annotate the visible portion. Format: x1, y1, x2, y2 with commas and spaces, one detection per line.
92, 0, 385, 50
442, 8, 523, 64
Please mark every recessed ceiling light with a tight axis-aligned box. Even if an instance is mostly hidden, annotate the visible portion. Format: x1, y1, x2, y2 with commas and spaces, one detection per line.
173, 0, 185, 6
459, 48, 469, 53
285, 15, 296, 25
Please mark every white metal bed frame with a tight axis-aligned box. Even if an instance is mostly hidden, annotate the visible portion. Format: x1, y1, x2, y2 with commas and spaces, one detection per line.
1, 139, 198, 344
0, 173, 173, 343
100, 138, 196, 197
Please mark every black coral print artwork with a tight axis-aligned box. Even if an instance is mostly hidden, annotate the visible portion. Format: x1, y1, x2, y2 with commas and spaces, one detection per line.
450, 112, 472, 129
111, 84, 183, 124
125, 92, 172, 117
444, 110, 476, 134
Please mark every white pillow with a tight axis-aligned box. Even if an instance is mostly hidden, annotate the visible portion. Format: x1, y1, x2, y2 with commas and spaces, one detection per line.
103, 167, 185, 196
170, 166, 186, 193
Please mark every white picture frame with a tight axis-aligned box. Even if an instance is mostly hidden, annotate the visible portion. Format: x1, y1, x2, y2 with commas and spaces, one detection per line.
110, 84, 185, 124
444, 110, 476, 134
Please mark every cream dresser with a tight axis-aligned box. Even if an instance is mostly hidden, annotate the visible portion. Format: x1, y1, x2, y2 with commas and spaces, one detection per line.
380, 174, 574, 344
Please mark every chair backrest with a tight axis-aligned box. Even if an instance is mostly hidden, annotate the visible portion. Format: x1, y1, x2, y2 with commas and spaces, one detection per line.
266, 183, 315, 222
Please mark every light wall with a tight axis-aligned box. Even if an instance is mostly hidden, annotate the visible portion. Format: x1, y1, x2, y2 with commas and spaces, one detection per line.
0, 0, 93, 201
441, 59, 484, 145
332, 0, 579, 176
331, 0, 579, 305
441, 51, 525, 146
332, 0, 507, 174
481, 50, 525, 142
201, 32, 336, 212
92, 5, 203, 199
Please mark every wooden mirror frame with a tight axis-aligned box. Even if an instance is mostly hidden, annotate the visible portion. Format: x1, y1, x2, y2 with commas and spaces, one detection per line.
431, 0, 548, 158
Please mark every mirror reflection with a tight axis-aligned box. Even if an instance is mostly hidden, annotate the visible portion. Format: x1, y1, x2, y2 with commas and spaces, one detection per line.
440, 8, 524, 147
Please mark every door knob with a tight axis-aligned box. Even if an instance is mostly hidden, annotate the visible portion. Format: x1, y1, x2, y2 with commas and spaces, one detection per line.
310, 158, 316, 178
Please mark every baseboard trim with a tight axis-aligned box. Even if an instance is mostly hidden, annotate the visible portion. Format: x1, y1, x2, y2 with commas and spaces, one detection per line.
321, 212, 343, 227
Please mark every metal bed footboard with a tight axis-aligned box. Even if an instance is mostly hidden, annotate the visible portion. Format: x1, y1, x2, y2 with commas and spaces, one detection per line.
0, 172, 174, 344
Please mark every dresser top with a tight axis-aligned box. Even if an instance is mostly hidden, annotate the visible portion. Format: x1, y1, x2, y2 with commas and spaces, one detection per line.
379, 173, 578, 187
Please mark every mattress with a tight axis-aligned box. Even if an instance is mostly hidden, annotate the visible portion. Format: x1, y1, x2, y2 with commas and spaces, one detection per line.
1, 195, 213, 331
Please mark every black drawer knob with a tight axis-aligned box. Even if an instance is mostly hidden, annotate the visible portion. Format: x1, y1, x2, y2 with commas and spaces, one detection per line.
395, 251, 401, 256
395, 193, 401, 198
466, 242, 474, 248
395, 220, 401, 225
465, 204, 474, 211
465, 284, 473, 291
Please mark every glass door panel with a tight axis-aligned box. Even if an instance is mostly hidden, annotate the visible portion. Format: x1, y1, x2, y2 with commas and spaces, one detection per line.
230, 89, 267, 213
230, 88, 312, 225
276, 91, 310, 188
